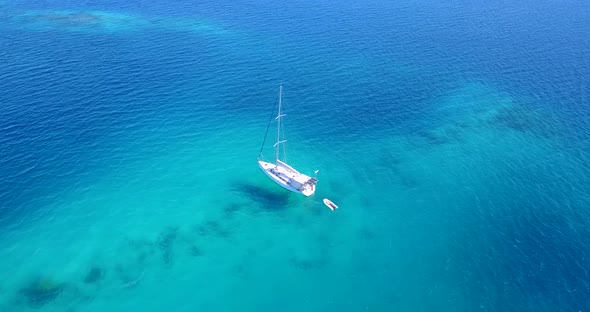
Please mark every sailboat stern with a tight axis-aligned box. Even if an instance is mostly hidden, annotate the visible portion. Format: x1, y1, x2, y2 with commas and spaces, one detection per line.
300, 178, 317, 196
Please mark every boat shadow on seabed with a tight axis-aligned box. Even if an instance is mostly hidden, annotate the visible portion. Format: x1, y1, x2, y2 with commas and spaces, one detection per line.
230, 182, 290, 211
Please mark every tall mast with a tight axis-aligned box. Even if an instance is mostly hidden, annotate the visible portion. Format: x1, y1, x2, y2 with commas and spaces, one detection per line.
275, 85, 282, 162
273, 85, 287, 162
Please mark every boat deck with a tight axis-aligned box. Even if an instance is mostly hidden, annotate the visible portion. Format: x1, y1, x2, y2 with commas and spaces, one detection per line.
257, 160, 316, 196
271, 164, 310, 183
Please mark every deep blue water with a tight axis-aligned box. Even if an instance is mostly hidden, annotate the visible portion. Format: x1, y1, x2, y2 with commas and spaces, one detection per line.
0, 0, 589, 311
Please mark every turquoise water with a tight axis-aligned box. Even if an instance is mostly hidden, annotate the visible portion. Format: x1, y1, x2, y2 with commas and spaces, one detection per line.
1, 1, 589, 311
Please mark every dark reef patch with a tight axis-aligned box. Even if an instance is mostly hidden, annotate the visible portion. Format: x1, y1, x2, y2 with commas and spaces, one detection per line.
83, 266, 104, 284
288, 256, 326, 271
377, 147, 404, 166
490, 104, 559, 139
19, 276, 64, 307
193, 220, 231, 238
364, 148, 420, 190
158, 227, 179, 266
415, 129, 451, 146
189, 245, 202, 257
127, 238, 157, 264
492, 105, 538, 133
223, 202, 241, 218
413, 123, 465, 148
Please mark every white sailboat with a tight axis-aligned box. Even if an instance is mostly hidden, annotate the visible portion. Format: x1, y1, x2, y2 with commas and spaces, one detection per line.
257, 85, 317, 196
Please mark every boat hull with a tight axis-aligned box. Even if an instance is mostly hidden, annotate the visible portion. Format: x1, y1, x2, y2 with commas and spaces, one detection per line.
257, 160, 316, 196
323, 198, 338, 211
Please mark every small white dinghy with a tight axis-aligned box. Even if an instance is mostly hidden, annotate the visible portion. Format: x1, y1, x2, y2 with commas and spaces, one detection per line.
323, 198, 338, 211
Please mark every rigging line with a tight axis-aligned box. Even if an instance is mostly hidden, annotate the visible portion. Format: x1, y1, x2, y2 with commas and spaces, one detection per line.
258, 94, 278, 158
